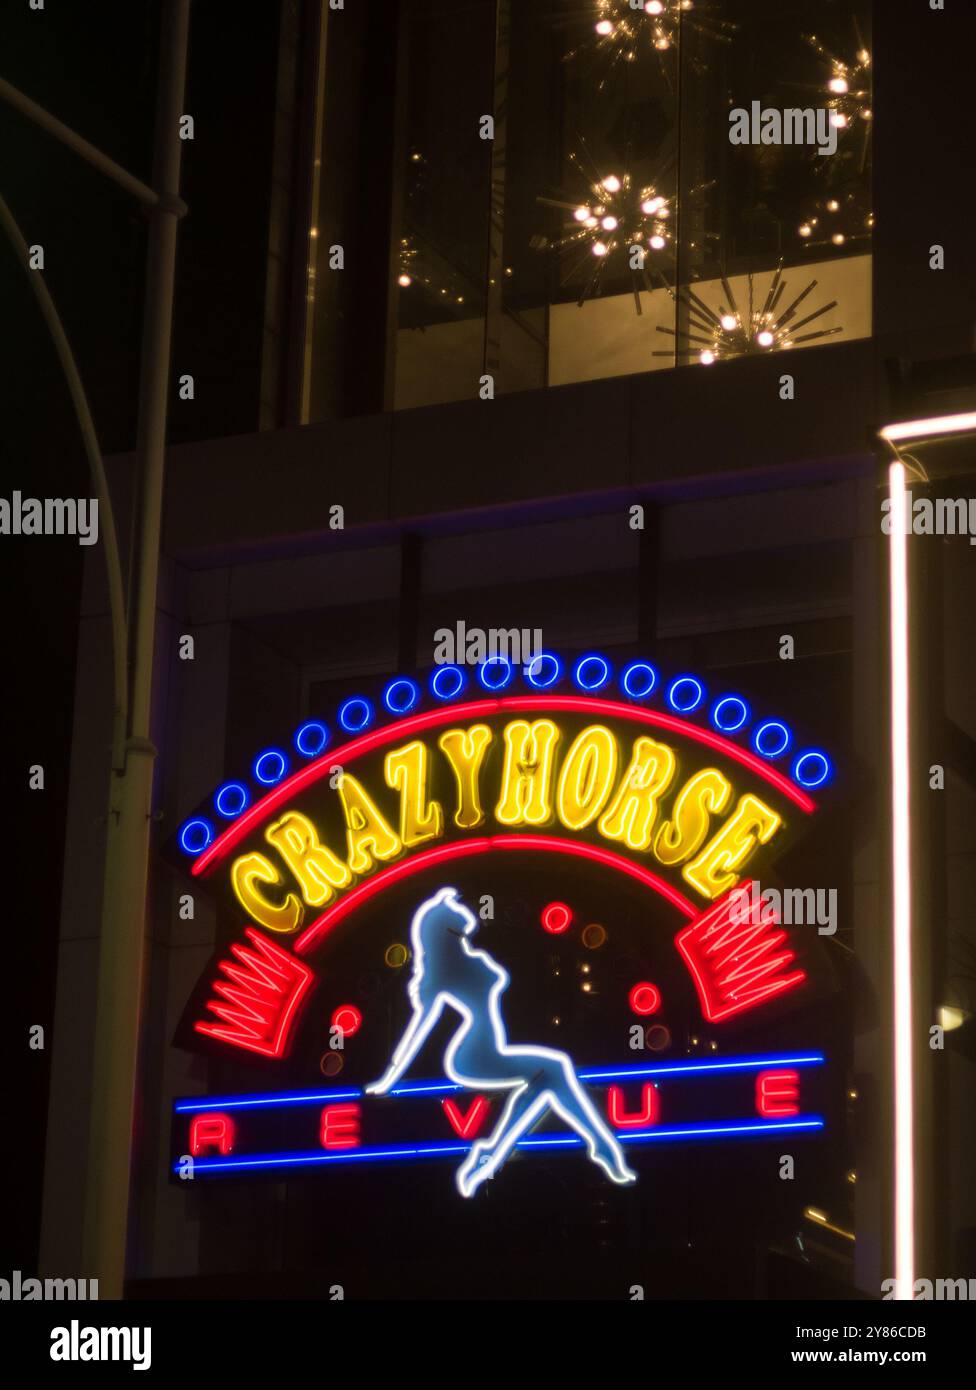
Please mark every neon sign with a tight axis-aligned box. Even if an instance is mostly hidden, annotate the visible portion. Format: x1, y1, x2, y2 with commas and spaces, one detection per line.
173, 1051, 827, 1177
169, 652, 837, 1189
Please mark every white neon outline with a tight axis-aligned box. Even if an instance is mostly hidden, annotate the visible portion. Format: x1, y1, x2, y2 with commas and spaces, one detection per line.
889, 461, 915, 1301
366, 886, 637, 1197
880, 410, 976, 444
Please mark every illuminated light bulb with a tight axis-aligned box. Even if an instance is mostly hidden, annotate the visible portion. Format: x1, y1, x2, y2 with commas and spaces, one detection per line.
699, 349, 716, 365
827, 198, 840, 212
642, 196, 664, 214
592, 241, 608, 256
581, 982, 592, 993
593, 204, 606, 216
602, 175, 621, 193
799, 223, 812, 237
829, 77, 849, 94
397, 274, 412, 287
309, 227, 318, 239
832, 233, 845, 245
655, 37, 671, 50
646, 0, 664, 13
602, 215, 618, 230
574, 206, 590, 222
595, 19, 613, 36
757, 330, 775, 347
657, 206, 670, 218
831, 112, 848, 128
862, 108, 872, 120
649, 234, 666, 250
858, 48, 870, 65
585, 217, 599, 228
720, 313, 737, 331
938, 1005, 968, 1031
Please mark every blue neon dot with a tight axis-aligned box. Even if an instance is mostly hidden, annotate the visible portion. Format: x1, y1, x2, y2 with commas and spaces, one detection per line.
792, 749, 832, 788
525, 652, 562, 689
667, 675, 705, 713
753, 721, 792, 759
621, 661, 658, 701
430, 665, 466, 701
478, 657, 513, 691
254, 748, 288, 785
384, 677, 419, 715
294, 721, 329, 758
339, 697, 373, 734
215, 782, 249, 819
574, 653, 611, 691
711, 695, 750, 734
180, 818, 213, 855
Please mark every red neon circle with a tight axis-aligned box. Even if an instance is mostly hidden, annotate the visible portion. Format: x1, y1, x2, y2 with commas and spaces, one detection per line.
629, 982, 661, 1016
541, 901, 573, 934
331, 1004, 362, 1037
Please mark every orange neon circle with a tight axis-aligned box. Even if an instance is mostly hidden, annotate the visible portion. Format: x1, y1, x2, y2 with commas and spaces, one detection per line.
645, 1024, 671, 1052
331, 1004, 362, 1037
629, 982, 661, 1016
320, 1052, 344, 1077
541, 901, 573, 934
581, 923, 607, 949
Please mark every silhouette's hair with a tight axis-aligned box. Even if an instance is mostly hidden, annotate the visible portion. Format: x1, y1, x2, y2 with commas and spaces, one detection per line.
412, 888, 471, 965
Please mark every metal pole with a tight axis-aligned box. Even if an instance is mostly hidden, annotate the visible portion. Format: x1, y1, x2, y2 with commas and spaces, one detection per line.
82, 0, 191, 1298
0, 76, 159, 210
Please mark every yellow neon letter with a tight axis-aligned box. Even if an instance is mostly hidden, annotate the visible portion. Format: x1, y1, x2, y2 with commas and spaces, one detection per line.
337, 773, 402, 874
384, 740, 444, 847
653, 767, 732, 867
598, 736, 676, 851
682, 793, 783, 900
495, 719, 561, 826
231, 850, 303, 933
556, 725, 618, 830
265, 810, 352, 907
438, 725, 493, 829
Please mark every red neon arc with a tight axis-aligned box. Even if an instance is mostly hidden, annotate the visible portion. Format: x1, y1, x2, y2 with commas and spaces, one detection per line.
191, 696, 816, 878
294, 835, 698, 955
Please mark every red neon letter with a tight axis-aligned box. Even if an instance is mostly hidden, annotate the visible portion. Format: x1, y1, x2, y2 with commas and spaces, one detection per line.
442, 1096, 490, 1139
756, 1069, 800, 1117
607, 1084, 658, 1128
190, 1112, 235, 1156
320, 1103, 361, 1149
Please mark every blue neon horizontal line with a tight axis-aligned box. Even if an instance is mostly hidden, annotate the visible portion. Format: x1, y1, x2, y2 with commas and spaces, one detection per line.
174, 1089, 363, 1113
615, 1117, 824, 1142
174, 1051, 825, 1113
177, 1116, 825, 1175
579, 1052, 824, 1081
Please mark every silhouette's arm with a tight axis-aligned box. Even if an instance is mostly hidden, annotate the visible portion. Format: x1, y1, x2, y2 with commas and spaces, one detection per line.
366, 995, 445, 1095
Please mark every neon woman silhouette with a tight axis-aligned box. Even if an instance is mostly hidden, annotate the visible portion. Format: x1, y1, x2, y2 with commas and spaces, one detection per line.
367, 887, 637, 1197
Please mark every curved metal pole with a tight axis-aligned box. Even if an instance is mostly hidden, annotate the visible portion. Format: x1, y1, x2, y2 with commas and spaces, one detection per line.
0, 192, 128, 762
